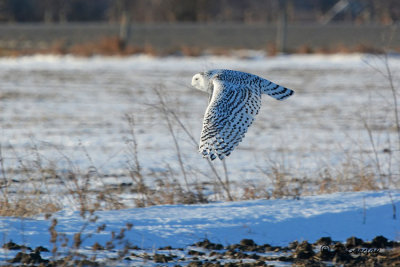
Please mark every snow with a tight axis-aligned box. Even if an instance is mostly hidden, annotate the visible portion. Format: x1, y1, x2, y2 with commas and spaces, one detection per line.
1, 54, 399, 201
1, 191, 399, 261
1, 53, 400, 263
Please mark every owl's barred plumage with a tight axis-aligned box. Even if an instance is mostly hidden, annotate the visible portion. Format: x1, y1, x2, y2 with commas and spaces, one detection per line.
191, 69, 294, 161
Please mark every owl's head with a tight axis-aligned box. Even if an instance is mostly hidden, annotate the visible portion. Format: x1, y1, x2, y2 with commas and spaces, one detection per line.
191, 72, 209, 92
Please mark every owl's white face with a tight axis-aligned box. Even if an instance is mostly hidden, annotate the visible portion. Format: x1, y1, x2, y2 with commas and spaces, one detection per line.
191, 73, 209, 92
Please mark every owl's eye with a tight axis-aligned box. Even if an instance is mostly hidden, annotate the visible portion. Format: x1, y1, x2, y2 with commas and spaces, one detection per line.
195, 78, 199, 80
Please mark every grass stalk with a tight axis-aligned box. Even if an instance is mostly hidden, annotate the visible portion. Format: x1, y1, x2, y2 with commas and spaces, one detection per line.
154, 88, 190, 192
363, 53, 398, 219
0, 144, 9, 203
152, 86, 233, 201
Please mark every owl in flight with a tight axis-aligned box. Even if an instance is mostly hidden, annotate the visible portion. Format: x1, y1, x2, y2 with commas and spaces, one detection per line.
191, 69, 294, 161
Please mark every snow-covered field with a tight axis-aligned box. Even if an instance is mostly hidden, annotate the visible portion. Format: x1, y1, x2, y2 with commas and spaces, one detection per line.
1, 53, 399, 206
4, 191, 399, 248
1, 53, 400, 265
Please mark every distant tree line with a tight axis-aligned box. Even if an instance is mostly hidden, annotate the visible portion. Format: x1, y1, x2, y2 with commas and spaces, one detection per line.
0, 0, 399, 24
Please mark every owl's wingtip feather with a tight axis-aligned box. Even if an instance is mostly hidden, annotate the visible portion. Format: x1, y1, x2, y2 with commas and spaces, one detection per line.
199, 143, 230, 161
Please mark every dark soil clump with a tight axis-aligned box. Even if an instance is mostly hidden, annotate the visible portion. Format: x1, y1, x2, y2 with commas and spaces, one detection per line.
2, 235, 400, 266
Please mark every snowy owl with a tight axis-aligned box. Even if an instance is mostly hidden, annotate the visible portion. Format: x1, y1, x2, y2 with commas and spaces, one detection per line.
191, 69, 294, 161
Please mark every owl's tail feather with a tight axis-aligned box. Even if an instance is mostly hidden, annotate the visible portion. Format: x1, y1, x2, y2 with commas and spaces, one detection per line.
262, 80, 294, 101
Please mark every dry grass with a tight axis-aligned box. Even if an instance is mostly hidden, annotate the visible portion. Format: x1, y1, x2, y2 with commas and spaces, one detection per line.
69, 36, 131, 56
316, 166, 381, 195
0, 199, 60, 217
180, 45, 202, 57
0, 141, 126, 217
296, 44, 314, 54
0, 37, 391, 58
266, 43, 279, 56
52, 37, 161, 57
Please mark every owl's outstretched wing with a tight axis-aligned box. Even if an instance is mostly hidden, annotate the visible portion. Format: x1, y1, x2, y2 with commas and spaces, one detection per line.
199, 78, 262, 160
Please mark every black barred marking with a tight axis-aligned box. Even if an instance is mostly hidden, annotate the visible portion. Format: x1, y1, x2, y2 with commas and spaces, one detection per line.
271, 84, 279, 90
271, 87, 287, 95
